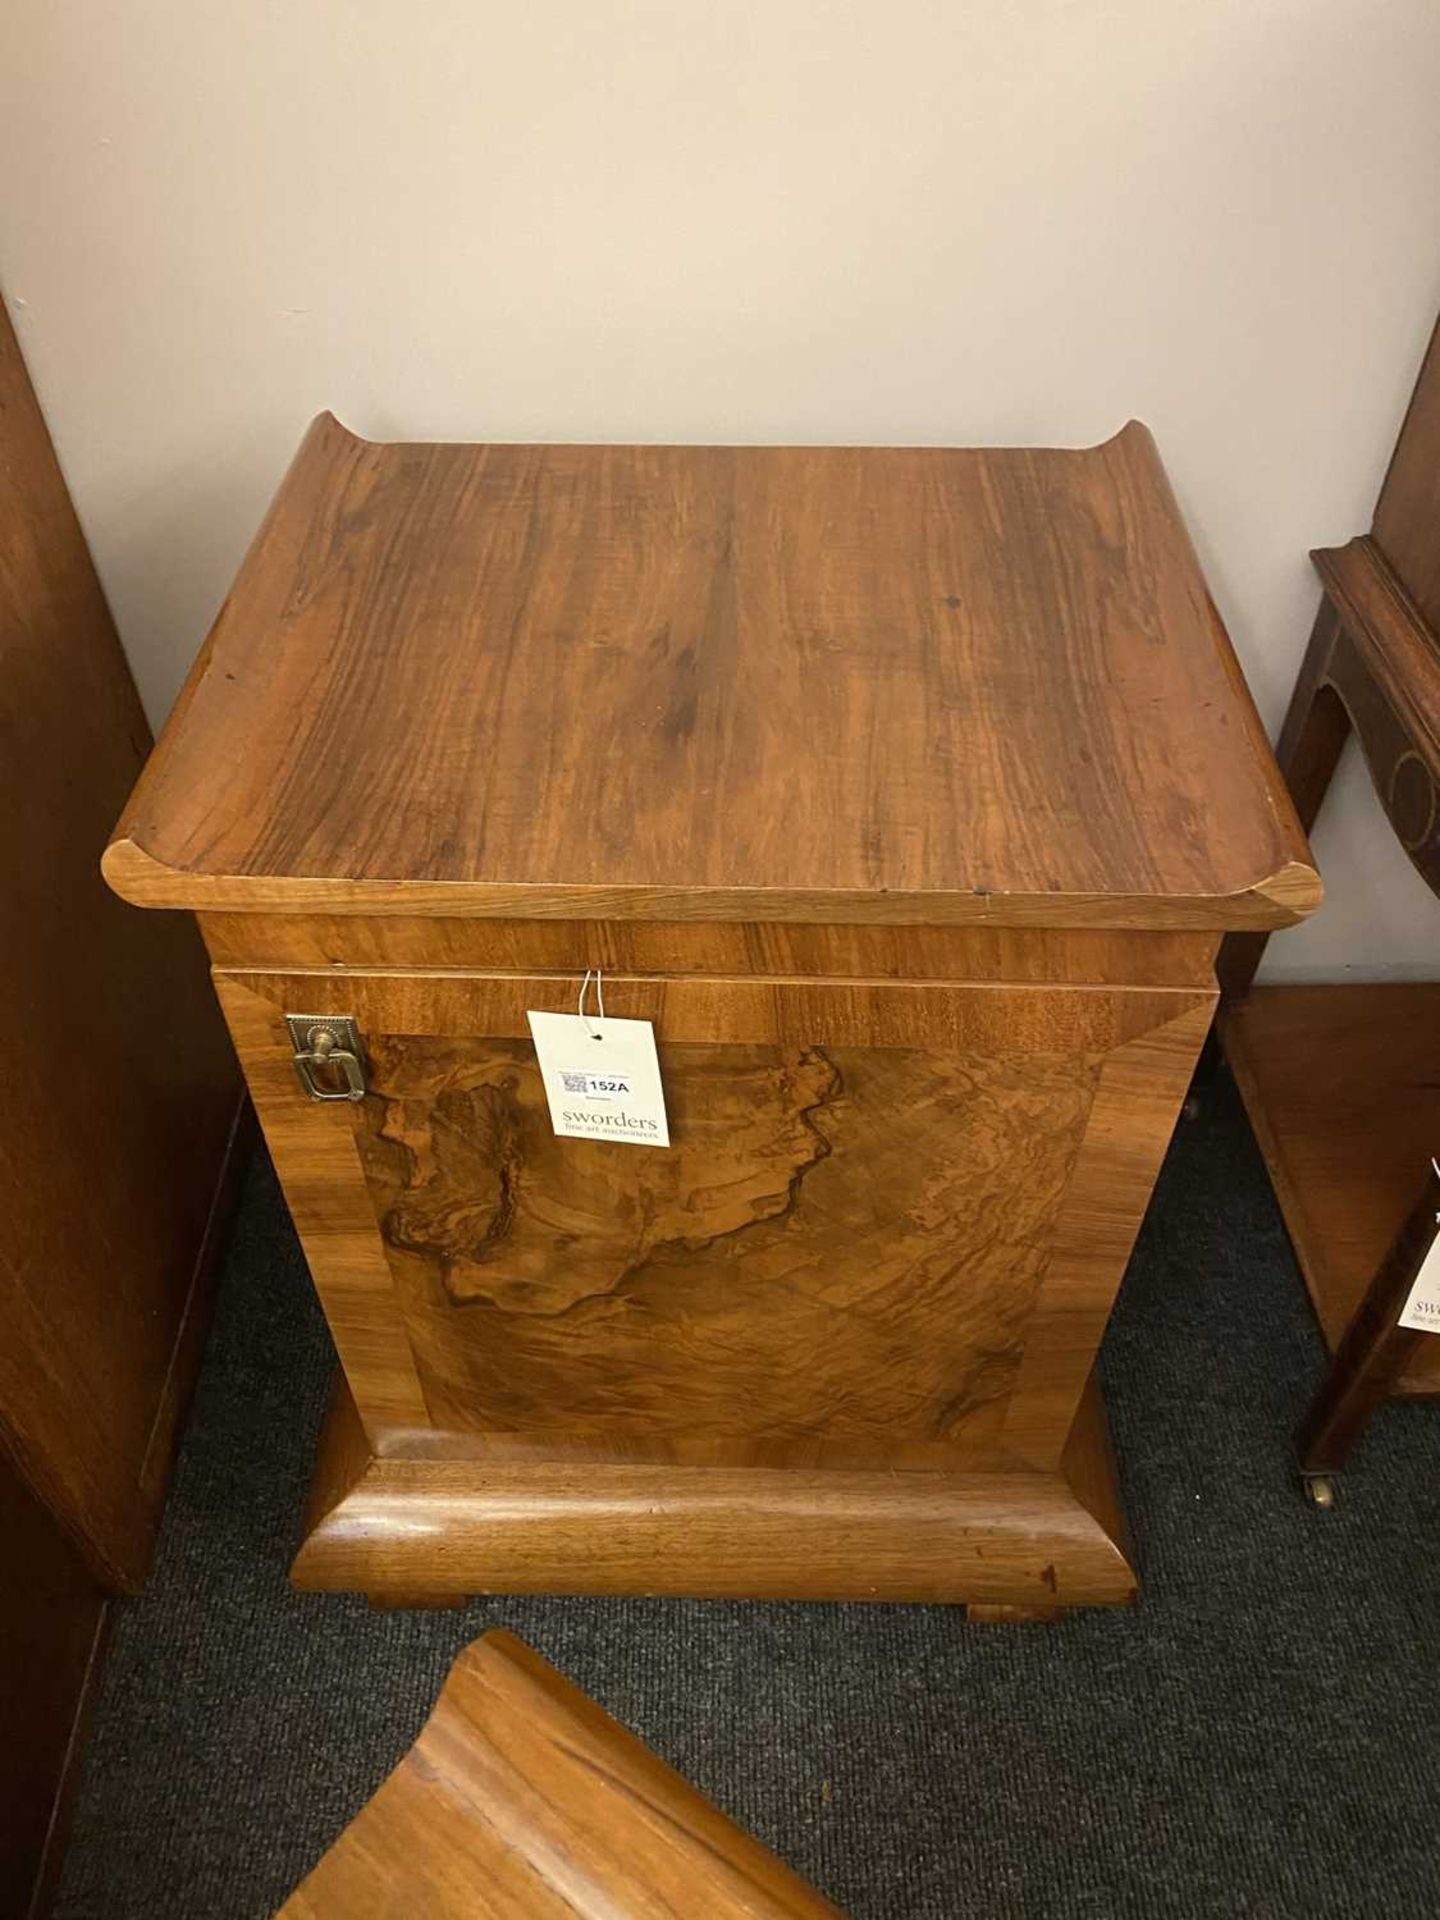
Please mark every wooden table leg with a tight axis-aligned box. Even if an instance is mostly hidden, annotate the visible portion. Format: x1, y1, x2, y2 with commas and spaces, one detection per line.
1295, 1163, 1440, 1498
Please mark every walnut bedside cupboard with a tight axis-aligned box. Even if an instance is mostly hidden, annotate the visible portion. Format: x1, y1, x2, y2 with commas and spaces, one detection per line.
105, 418, 1318, 1615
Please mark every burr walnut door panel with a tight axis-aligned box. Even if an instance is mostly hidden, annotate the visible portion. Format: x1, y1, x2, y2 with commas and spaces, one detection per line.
217, 972, 1213, 1470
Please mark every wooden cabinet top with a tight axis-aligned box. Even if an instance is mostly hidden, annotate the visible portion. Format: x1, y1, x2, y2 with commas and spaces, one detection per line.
106, 415, 1317, 929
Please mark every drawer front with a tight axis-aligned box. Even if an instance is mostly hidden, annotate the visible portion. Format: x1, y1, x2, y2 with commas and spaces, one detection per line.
217, 970, 1213, 1470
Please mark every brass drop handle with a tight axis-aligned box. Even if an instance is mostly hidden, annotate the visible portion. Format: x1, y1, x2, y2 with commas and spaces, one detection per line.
287, 1015, 367, 1102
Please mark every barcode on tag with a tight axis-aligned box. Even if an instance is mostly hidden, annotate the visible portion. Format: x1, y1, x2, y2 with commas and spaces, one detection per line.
561, 1069, 633, 1096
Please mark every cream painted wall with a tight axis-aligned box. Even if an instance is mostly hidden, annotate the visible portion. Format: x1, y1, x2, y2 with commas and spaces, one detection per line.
2, 1, 1439, 975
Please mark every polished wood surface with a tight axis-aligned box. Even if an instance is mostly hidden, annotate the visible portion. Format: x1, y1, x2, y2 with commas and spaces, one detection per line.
243, 956, 1204, 1605
353, 1032, 1091, 1453
279, 1629, 844, 1917
0, 293, 242, 1596
1296, 1164, 1440, 1474
107, 417, 1315, 929
292, 1371, 1135, 1608
221, 964, 1209, 1460
109, 423, 1311, 1609
214, 942, 1201, 1605
1225, 985, 1440, 1397
200, 912, 1219, 985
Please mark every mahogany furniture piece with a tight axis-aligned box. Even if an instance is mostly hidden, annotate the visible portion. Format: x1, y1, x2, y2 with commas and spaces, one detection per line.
278, 1629, 844, 1917
0, 295, 242, 1913
105, 416, 1316, 1613
1219, 314, 1440, 1502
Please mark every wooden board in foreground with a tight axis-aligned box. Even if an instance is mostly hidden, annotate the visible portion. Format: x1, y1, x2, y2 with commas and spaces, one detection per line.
279, 1628, 844, 1918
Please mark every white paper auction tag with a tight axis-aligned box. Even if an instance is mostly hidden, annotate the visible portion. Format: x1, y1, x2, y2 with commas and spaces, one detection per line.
527, 1010, 670, 1148
1398, 1217, 1440, 1333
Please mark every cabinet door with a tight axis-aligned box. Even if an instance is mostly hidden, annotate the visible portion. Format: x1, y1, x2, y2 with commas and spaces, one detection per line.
218, 970, 1211, 1471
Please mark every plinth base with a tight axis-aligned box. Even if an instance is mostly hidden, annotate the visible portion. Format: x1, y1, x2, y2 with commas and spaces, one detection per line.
291, 1376, 1137, 1614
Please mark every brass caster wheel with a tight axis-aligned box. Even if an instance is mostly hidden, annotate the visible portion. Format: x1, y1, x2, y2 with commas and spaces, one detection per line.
1302, 1473, 1336, 1509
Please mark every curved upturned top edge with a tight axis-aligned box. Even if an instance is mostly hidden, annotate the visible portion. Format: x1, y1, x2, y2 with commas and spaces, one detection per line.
100, 829, 1320, 931
102, 416, 1319, 929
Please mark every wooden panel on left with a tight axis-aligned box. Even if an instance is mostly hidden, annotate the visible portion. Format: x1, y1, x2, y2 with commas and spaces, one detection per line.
0, 293, 244, 1912
0, 1450, 108, 1920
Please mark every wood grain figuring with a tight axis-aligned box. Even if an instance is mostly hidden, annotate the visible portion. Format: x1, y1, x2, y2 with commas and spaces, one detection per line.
222, 969, 1210, 1466
355, 1035, 1097, 1455
278, 1629, 844, 1917
0, 293, 242, 1597
200, 913, 1220, 987
218, 967, 1205, 1054
291, 1373, 1135, 1607
107, 418, 1316, 929
229, 958, 1198, 1602
1226, 985, 1440, 1397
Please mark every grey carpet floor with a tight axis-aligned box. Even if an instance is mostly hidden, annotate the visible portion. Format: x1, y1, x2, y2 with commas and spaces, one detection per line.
55, 1071, 1440, 1920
